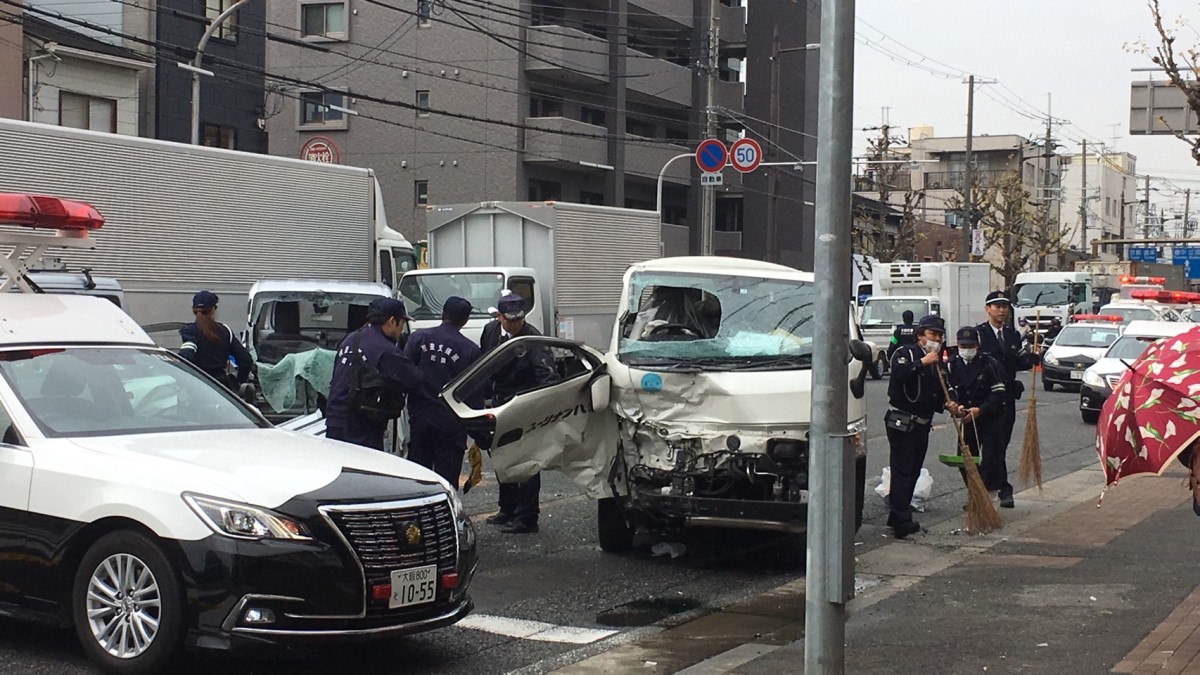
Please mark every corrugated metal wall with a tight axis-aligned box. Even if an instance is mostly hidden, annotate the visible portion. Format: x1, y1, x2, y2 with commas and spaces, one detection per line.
0, 121, 375, 289
553, 206, 660, 310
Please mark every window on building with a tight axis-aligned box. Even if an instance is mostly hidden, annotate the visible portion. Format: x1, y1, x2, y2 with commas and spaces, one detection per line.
59, 92, 116, 133
665, 126, 689, 143
625, 198, 654, 210
530, 1, 565, 27
201, 124, 236, 149
206, 0, 238, 40
579, 190, 604, 205
416, 90, 431, 116
415, 180, 429, 206
528, 180, 561, 201
301, 2, 347, 40
417, 0, 433, 26
580, 106, 606, 127
626, 118, 656, 138
300, 91, 347, 128
529, 92, 563, 118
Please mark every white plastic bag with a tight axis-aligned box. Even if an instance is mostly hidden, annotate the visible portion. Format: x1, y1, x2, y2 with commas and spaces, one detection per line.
875, 467, 933, 512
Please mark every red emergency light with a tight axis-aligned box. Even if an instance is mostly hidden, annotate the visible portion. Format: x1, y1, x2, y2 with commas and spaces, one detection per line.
1129, 289, 1200, 303
0, 193, 104, 231
1072, 314, 1123, 322
1119, 275, 1167, 285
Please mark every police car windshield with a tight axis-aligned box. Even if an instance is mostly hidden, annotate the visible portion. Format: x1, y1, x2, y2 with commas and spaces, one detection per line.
1053, 325, 1120, 348
399, 273, 505, 320
618, 272, 814, 368
0, 347, 267, 438
860, 298, 929, 326
1105, 336, 1158, 361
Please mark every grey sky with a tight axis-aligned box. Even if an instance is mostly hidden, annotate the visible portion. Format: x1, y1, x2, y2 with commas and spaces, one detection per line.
851, 0, 1199, 214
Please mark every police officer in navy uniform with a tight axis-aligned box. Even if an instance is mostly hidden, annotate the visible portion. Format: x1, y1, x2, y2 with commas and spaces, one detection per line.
179, 290, 254, 390
326, 298, 423, 451
887, 309, 918, 361
946, 326, 1009, 476
480, 292, 556, 534
975, 290, 1040, 508
885, 314, 952, 539
404, 296, 482, 488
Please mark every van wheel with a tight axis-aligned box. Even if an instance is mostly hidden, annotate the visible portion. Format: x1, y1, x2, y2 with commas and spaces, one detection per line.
73, 531, 184, 675
597, 497, 635, 553
1081, 410, 1099, 424
870, 355, 885, 380
855, 455, 867, 533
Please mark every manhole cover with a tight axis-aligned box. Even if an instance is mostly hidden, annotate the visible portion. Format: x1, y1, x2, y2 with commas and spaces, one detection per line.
595, 597, 704, 627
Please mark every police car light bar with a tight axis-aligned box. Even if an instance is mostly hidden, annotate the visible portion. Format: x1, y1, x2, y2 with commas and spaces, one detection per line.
1071, 314, 1124, 322
1129, 289, 1200, 303
0, 193, 104, 231
1119, 275, 1166, 285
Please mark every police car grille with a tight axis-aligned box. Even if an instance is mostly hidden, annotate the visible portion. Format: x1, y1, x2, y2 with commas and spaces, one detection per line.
1105, 374, 1123, 390
328, 500, 457, 575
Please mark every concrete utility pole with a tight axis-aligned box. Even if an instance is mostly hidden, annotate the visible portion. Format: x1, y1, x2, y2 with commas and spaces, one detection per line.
1185, 188, 1192, 236
1079, 139, 1087, 255
805, 0, 855, 670
959, 75, 976, 262
188, 0, 253, 145
1145, 174, 1152, 238
1120, 189, 1127, 241
1040, 96, 1053, 271
699, 0, 720, 256
767, 25, 780, 262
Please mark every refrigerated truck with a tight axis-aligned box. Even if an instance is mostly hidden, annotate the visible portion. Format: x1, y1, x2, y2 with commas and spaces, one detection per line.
0, 119, 415, 338
859, 262, 992, 356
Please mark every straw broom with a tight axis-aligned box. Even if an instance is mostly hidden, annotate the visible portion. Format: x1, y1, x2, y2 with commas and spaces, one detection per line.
1018, 312, 1044, 489
934, 363, 1003, 534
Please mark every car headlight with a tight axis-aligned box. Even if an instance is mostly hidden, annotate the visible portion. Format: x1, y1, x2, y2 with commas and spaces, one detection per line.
1082, 370, 1105, 388
1043, 352, 1059, 366
183, 493, 312, 541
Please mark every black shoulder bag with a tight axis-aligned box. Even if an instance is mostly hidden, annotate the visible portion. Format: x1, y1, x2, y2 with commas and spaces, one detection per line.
350, 331, 407, 424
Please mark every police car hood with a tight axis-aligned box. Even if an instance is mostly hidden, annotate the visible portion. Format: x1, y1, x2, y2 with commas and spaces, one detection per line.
63, 427, 446, 508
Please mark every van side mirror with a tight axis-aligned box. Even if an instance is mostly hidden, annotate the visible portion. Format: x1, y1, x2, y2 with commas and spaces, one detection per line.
849, 339, 871, 400
849, 339, 872, 362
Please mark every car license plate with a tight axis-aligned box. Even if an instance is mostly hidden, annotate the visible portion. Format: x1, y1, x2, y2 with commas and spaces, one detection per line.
1071, 370, 1084, 380
389, 565, 437, 609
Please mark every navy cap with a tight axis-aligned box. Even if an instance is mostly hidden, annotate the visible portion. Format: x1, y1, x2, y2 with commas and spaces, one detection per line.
368, 297, 411, 321
956, 325, 980, 344
443, 296, 472, 323
192, 290, 219, 310
497, 292, 527, 319
917, 314, 945, 333
985, 290, 1011, 306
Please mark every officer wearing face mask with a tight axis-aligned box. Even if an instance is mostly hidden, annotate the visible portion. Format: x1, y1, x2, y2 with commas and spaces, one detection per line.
884, 314, 952, 539
946, 326, 1009, 483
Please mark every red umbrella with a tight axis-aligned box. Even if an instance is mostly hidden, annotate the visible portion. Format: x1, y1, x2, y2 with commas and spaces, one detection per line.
1097, 327, 1200, 487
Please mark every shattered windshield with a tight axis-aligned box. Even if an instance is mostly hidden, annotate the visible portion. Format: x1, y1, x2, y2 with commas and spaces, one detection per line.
1014, 283, 1070, 307
860, 298, 930, 326
399, 272, 505, 320
251, 291, 385, 362
617, 272, 815, 369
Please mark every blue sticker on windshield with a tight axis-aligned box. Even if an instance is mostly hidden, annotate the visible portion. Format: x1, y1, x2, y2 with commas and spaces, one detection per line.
640, 373, 663, 392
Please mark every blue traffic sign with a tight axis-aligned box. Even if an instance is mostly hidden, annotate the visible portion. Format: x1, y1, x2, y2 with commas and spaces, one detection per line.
1175, 246, 1200, 261
695, 139, 728, 173
1189, 259, 1200, 279
1130, 246, 1158, 262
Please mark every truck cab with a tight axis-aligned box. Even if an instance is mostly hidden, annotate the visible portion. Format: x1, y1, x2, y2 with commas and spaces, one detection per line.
399, 267, 543, 344
439, 257, 873, 553
1012, 271, 1092, 334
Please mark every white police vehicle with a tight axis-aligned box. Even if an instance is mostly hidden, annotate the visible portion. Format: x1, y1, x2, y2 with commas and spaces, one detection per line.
0, 194, 476, 673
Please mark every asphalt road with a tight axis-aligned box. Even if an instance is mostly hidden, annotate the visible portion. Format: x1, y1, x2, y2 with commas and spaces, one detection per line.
0, 379, 1101, 674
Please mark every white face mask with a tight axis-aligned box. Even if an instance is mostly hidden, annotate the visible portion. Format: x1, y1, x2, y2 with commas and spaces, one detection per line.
923, 340, 942, 354
959, 347, 978, 361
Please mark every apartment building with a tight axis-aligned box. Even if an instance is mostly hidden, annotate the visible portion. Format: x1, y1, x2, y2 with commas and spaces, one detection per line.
263, 0, 823, 253
1058, 151, 1138, 250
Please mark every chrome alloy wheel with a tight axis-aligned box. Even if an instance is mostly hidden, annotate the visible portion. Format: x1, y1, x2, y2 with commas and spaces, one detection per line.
85, 553, 162, 658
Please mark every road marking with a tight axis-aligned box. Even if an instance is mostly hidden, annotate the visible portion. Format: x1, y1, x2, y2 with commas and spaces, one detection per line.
673, 643, 781, 675
457, 614, 618, 644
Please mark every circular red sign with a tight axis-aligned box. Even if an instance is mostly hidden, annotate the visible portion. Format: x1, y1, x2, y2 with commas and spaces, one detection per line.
300, 137, 340, 164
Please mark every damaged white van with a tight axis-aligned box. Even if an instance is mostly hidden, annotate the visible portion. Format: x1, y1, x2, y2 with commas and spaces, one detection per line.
442, 257, 871, 551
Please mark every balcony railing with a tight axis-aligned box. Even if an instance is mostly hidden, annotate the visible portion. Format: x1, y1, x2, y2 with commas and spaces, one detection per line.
923, 169, 1016, 191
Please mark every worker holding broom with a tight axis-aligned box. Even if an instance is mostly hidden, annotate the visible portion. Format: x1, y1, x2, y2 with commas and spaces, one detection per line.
946, 326, 1009, 478
975, 291, 1041, 508
884, 314, 954, 539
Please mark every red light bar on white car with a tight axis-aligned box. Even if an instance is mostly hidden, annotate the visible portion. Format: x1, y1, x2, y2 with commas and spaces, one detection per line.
0, 193, 104, 231
1130, 289, 1200, 304
1119, 275, 1166, 285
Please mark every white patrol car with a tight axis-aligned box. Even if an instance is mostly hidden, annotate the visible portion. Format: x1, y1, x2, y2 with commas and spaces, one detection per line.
0, 194, 476, 673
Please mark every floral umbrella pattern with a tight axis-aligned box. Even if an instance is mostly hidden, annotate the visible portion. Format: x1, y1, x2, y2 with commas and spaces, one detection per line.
1097, 327, 1200, 487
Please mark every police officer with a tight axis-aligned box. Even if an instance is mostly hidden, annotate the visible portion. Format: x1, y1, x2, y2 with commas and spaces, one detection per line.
946, 326, 1009, 476
326, 298, 423, 451
885, 314, 951, 539
975, 290, 1040, 508
480, 292, 556, 534
179, 290, 254, 391
404, 297, 482, 489
887, 309, 918, 361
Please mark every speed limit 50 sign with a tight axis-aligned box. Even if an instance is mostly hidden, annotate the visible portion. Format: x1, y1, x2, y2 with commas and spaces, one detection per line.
729, 138, 762, 173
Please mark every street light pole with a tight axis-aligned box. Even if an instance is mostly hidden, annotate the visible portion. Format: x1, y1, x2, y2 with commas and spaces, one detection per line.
188, 0, 253, 144
806, 0, 855, 670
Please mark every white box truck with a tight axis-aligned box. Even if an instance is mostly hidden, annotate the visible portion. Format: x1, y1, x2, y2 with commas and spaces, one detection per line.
1012, 271, 1093, 332
859, 262, 991, 363
0, 119, 415, 338
399, 201, 661, 347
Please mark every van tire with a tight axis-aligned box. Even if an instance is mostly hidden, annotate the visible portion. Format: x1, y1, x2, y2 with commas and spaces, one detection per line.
597, 497, 635, 553
870, 355, 885, 380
